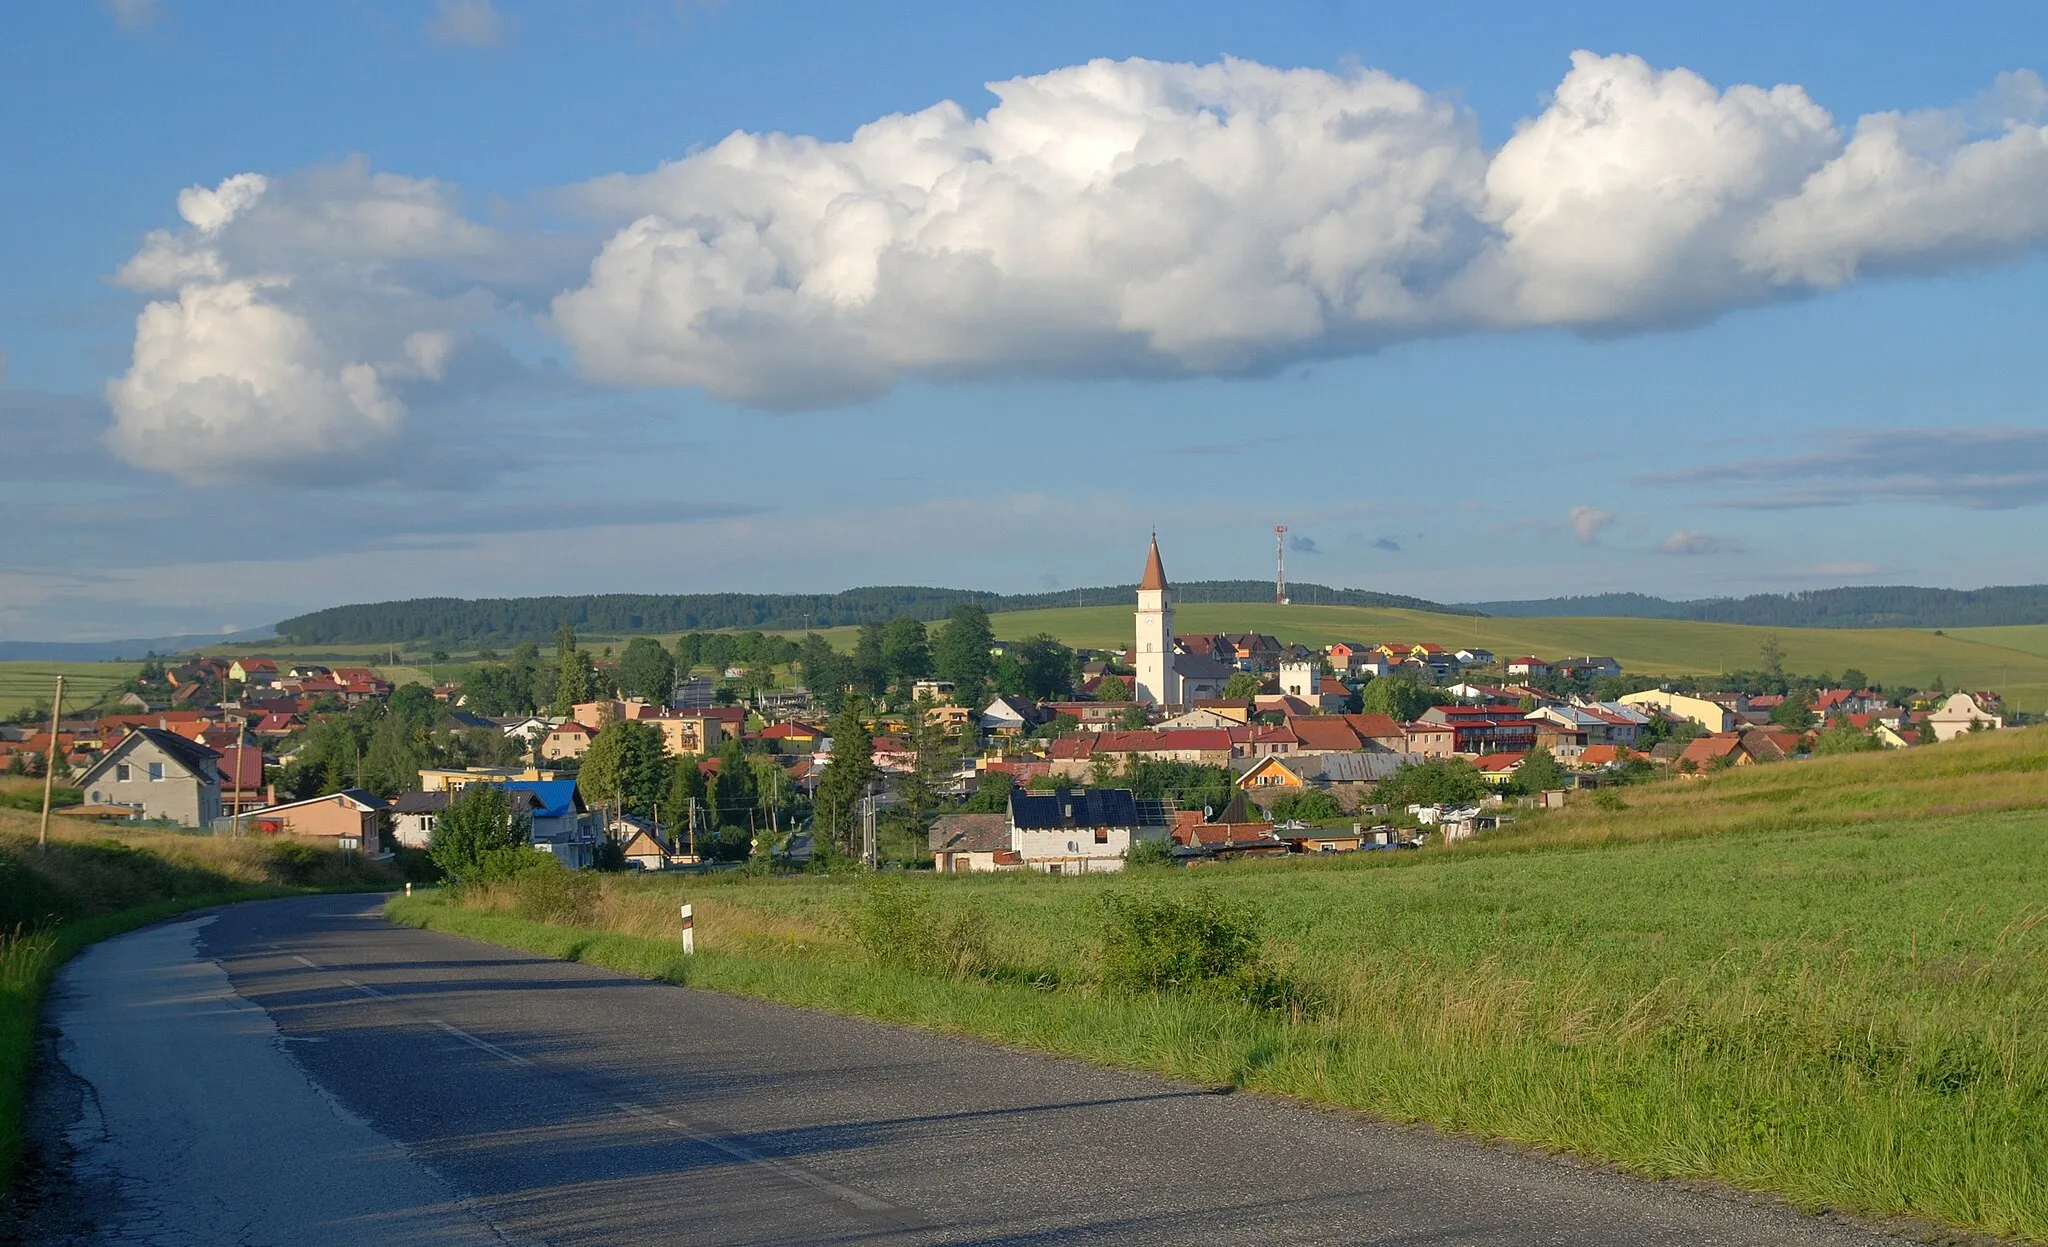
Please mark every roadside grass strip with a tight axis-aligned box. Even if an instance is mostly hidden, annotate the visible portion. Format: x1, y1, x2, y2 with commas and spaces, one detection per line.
392, 783, 2048, 1243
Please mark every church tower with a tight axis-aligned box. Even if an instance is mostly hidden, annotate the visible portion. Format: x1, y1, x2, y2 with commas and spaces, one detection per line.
1134, 536, 1180, 707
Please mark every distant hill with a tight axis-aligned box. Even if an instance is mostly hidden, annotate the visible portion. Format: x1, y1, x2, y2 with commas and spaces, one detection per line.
272, 583, 1474, 646
0, 629, 278, 663
1464, 585, 2048, 629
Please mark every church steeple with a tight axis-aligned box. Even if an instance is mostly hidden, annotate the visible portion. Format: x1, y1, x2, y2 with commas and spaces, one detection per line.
1139, 535, 1168, 592
1134, 535, 1178, 707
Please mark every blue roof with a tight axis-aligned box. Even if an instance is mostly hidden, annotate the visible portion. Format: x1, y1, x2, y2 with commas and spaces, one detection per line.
504, 779, 583, 820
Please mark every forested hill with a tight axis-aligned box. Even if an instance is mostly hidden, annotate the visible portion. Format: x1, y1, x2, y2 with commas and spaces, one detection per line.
273, 582, 1473, 645
1466, 585, 2048, 628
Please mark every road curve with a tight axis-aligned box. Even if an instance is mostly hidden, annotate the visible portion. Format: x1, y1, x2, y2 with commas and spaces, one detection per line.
26, 894, 1908, 1246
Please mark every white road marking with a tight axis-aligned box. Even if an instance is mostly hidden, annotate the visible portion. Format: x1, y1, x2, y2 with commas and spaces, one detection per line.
613, 1100, 898, 1214
431, 1020, 535, 1067
293, 954, 321, 968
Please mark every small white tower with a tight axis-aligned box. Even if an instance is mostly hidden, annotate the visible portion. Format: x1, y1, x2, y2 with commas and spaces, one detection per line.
1134, 536, 1180, 707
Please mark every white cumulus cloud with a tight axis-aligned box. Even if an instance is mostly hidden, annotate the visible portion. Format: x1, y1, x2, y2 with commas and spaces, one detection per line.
107, 54, 2048, 478
106, 162, 535, 482
549, 53, 2048, 405
1658, 529, 1742, 556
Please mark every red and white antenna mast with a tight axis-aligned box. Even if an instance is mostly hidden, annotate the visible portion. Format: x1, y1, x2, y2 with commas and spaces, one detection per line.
1274, 525, 1289, 605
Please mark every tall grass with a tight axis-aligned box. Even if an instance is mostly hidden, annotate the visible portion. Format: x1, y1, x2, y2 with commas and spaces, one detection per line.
397, 728, 2048, 1241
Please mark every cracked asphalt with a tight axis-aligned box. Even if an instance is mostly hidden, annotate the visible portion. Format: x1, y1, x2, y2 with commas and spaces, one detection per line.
21, 894, 1917, 1245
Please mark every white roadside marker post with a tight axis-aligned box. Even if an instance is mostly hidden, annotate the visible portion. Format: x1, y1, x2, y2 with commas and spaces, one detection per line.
680, 904, 695, 956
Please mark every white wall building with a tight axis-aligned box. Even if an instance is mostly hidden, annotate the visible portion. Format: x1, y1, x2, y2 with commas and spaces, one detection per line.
1134, 537, 1182, 708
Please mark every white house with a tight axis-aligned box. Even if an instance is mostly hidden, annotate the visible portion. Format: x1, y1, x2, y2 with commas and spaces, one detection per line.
1009, 787, 1172, 874
1927, 693, 2003, 741
1278, 658, 1319, 700
1455, 648, 1497, 666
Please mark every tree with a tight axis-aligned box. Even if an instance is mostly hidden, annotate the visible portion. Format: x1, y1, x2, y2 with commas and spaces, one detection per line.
578, 719, 670, 815
1097, 674, 1132, 703
428, 782, 533, 883
881, 617, 931, 689
853, 623, 889, 695
1509, 746, 1566, 795
618, 637, 677, 705
675, 633, 704, 673
1360, 676, 1436, 722
554, 622, 578, 660
1374, 758, 1486, 808
933, 604, 995, 709
1222, 671, 1263, 701
1770, 688, 1816, 730
460, 663, 533, 716
961, 770, 1014, 812
1758, 634, 1786, 681
815, 696, 881, 852
361, 714, 431, 797
708, 737, 760, 829
800, 633, 850, 713
1840, 668, 1869, 691
1812, 722, 1882, 754
1118, 705, 1151, 730
553, 648, 594, 715
1014, 633, 1076, 700
1271, 790, 1344, 823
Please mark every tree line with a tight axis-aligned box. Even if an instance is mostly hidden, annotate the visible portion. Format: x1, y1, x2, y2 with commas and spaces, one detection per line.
273, 582, 1471, 645
1468, 584, 2048, 629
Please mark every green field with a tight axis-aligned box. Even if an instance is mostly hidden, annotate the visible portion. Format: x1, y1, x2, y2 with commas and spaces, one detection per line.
968, 603, 2048, 711
394, 726, 2048, 1241
0, 663, 138, 718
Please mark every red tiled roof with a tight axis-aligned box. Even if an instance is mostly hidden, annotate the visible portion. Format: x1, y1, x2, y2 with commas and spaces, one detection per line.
1476, 752, 1528, 772
1341, 713, 1407, 740
1139, 537, 1168, 591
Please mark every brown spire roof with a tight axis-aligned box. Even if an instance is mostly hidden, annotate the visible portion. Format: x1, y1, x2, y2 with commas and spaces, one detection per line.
1139, 536, 1168, 591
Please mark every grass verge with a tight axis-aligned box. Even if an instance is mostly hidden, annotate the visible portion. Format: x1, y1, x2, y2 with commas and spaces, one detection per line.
392, 728, 2048, 1243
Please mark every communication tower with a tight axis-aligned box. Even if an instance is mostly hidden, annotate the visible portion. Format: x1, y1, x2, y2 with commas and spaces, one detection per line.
1274, 525, 1289, 605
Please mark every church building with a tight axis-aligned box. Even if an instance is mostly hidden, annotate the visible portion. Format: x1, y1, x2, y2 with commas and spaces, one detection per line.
1130, 537, 1236, 707
1134, 536, 1180, 707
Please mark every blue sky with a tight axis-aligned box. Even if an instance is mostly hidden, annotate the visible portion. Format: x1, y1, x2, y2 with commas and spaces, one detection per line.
3, 1, 2046, 640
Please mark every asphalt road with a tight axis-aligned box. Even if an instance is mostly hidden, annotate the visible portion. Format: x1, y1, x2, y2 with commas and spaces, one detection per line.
24, 894, 1913, 1246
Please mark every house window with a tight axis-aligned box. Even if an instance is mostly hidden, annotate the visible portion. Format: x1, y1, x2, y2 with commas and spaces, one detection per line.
116, 764, 130, 782
337, 836, 360, 851
148, 762, 164, 781
1094, 827, 1108, 844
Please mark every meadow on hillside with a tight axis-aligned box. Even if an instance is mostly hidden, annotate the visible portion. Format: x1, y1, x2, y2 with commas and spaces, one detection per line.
397, 727, 2048, 1241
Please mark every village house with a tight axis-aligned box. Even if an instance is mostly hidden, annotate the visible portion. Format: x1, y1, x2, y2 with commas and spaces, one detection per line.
927, 812, 1020, 874
74, 728, 223, 827
250, 789, 388, 853
1235, 750, 1416, 809
1926, 692, 2003, 741
1619, 689, 1739, 733
1505, 657, 1552, 678
1008, 787, 1173, 874
542, 720, 595, 760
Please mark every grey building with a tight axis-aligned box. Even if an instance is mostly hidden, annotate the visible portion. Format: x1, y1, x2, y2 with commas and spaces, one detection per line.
75, 728, 223, 827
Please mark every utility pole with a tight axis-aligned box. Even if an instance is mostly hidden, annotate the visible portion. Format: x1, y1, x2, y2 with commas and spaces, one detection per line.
1274, 525, 1289, 605
38, 676, 64, 853
861, 784, 878, 869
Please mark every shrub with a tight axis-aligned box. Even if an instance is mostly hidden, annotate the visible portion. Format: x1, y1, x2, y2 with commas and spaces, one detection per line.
1097, 887, 1263, 996
846, 878, 991, 979
428, 783, 532, 883
1122, 837, 1177, 868
1592, 789, 1628, 812
509, 861, 601, 925
263, 840, 327, 886
1271, 790, 1344, 823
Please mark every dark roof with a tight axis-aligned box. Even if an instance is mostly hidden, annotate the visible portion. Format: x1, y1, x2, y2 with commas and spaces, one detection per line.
928, 812, 1011, 853
391, 790, 450, 814
1172, 653, 1236, 680
134, 726, 222, 777
1009, 787, 1168, 830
